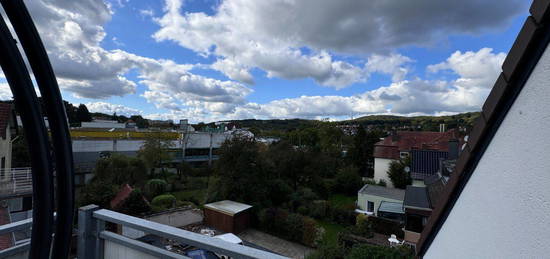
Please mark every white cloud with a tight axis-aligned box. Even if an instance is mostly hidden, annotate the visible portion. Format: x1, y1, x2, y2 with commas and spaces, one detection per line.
152, 0, 523, 88
85, 101, 141, 116
22, 0, 250, 113
0, 83, 13, 100
139, 8, 154, 18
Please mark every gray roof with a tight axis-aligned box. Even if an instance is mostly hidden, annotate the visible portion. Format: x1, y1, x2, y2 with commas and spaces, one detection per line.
358, 185, 405, 201
378, 201, 405, 214
204, 200, 252, 216
404, 186, 431, 209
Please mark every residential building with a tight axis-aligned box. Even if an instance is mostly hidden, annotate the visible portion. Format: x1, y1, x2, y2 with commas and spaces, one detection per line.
0, 103, 16, 181
372, 130, 461, 188
418, 2, 550, 257
81, 119, 126, 129
357, 184, 405, 221
409, 141, 459, 186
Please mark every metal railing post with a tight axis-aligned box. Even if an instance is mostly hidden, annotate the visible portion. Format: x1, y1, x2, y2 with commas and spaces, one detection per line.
78, 205, 102, 259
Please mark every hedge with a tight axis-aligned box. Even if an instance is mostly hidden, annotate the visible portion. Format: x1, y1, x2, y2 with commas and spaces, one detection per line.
258, 208, 322, 247
367, 215, 404, 238
151, 194, 176, 212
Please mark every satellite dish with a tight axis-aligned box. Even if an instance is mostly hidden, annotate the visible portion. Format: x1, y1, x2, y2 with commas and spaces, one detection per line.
404, 166, 410, 173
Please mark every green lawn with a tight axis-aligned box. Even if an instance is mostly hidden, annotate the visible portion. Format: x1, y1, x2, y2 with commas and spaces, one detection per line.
317, 220, 345, 246
328, 194, 356, 208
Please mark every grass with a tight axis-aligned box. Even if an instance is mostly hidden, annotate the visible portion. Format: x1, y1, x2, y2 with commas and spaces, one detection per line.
328, 194, 356, 208
318, 220, 345, 246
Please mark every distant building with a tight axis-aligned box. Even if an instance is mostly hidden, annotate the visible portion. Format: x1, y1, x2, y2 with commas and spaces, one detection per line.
81, 119, 126, 129
372, 130, 461, 188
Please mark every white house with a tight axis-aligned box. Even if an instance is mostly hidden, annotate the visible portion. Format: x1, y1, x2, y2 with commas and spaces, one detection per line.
419, 2, 550, 257
0, 103, 16, 181
357, 184, 405, 219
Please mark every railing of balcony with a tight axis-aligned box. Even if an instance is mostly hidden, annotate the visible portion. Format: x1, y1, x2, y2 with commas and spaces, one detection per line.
78, 205, 288, 259
0, 168, 33, 199
1, 206, 289, 259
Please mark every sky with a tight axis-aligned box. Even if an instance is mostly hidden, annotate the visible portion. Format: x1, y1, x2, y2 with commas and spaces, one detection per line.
0, 0, 531, 123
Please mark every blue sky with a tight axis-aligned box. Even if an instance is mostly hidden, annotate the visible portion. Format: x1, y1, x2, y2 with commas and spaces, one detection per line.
0, 0, 530, 122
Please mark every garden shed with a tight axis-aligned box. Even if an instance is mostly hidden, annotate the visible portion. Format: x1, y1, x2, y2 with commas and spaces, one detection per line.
203, 200, 252, 234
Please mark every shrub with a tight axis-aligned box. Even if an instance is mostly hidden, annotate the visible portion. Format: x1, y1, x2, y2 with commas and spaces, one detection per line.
377, 179, 387, 187
285, 213, 304, 241
306, 241, 343, 259
328, 205, 356, 226
116, 189, 151, 216
334, 166, 363, 195
258, 208, 321, 247
186, 177, 208, 190
145, 179, 167, 198
345, 244, 413, 259
302, 216, 322, 247
367, 216, 404, 238
308, 200, 328, 219
363, 179, 377, 185
151, 194, 176, 211
355, 214, 373, 237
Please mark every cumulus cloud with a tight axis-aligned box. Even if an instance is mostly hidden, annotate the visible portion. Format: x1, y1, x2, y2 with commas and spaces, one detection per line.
85, 101, 141, 116
0, 83, 13, 100
20, 0, 250, 114
152, 0, 522, 88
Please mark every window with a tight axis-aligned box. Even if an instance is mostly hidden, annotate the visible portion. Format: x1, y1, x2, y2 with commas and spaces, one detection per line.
367, 201, 374, 212
1, 156, 5, 178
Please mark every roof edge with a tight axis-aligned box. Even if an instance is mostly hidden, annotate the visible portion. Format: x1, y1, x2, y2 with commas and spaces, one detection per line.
416, 1, 550, 256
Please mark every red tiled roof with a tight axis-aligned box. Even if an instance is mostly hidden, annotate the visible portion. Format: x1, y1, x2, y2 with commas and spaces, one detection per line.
110, 184, 134, 209
374, 130, 461, 159
0, 206, 13, 250
0, 103, 12, 139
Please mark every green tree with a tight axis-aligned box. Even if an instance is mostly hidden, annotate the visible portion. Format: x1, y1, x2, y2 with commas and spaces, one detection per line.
130, 115, 149, 128
94, 154, 148, 187
138, 134, 174, 175
387, 157, 411, 189
76, 104, 92, 122
214, 136, 271, 206
78, 179, 118, 208
11, 133, 30, 167
348, 125, 380, 178
334, 166, 363, 195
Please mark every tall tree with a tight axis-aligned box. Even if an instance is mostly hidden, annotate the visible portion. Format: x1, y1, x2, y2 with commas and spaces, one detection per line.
137, 133, 174, 174
348, 125, 379, 178
214, 136, 271, 206
76, 104, 92, 122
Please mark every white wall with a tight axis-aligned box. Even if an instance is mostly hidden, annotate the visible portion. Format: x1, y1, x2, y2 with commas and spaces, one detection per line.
373, 158, 394, 188
425, 44, 550, 258
0, 126, 12, 181
81, 121, 126, 128
358, 193, 402, 216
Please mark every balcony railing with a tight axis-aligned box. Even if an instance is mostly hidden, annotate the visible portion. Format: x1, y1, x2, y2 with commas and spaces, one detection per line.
0, 205, 288, 259
0, 167, 32, 199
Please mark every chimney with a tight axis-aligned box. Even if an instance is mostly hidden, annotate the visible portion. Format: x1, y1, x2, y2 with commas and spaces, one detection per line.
439, 123, 446, 132
448, 139, 459, 159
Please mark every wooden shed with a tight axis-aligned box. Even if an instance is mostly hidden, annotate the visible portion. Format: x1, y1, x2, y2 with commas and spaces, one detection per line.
203, 200, 252, 234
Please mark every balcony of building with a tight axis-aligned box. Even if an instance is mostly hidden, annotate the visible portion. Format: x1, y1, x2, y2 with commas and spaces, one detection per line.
0, 205, 288, 259
0, 168, 32, 199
